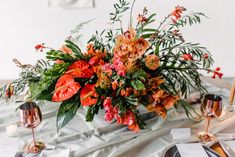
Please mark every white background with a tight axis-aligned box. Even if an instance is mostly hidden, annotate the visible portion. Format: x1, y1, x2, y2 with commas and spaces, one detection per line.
0, 0, 234, 79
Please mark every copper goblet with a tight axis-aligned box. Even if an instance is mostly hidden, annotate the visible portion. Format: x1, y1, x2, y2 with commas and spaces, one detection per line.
19, 102, 46, 153
198, 94, 223, 141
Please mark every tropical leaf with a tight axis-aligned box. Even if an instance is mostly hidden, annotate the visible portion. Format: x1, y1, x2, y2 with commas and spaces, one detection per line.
57, 95, 80, 131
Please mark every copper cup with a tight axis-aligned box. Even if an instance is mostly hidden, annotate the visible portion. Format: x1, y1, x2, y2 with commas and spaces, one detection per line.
198, 94, 223, 141
19, 102, 46, 154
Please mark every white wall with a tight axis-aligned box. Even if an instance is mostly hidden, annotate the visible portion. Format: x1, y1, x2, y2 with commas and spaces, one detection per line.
0, 0, 234, 79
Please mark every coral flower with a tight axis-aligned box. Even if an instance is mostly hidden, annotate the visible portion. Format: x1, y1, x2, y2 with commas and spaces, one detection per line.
117, 110, 139, 132
137, 14, 148, 23
212, 67, 223, 79
112, 80, 118, 90
65, 60, 94, 78
35, 43, 46, 52
60, 45, 72, 54
80, 84, 98, 106
171, 6, 186, 22
52, 75, 81, 102
145, 54, 160, 70
182, 54, 193, 61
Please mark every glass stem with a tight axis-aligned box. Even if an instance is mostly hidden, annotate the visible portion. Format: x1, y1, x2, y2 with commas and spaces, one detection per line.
206, 118, 211, 133
32, 128, 36, 146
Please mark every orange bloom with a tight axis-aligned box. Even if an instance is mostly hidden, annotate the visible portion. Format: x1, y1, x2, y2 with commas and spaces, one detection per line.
134, 38, 149, 56
147, 104, 167, 119
182, 54, 193, 61
60, 45, 72, 54
112, 80, 118, 90
80, 84, 98, 106
145, 54, 160, 70
52, 75, 81, 102
65, 60, 93, 78
87, 44, 95, 55
120, 89, 126, 96
147, 77, 164, 89
162, 95, 179, 109
152, 89, 167, 102
124, 28, 136, 40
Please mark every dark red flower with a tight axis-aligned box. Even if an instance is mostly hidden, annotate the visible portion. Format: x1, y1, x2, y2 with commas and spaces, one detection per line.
52, 75, 81, 102
65, 60, 94, 78
212, 67, 223, 79
5, 85, 14, 98
35, 43, 46, 52
80, 84, 98, 106
203, 53, 209, 59
182, 54, 193, 61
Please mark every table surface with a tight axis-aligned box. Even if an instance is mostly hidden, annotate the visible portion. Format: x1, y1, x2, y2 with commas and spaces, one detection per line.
0, 79, 235, 157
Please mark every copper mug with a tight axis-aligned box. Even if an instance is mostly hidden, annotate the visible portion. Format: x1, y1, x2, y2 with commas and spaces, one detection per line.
19, 102, 46, 154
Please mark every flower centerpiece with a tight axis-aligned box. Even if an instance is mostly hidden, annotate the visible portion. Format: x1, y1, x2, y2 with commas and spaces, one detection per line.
0, 0, 223, 132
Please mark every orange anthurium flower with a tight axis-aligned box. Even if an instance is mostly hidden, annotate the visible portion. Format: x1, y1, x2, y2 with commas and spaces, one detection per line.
52, 75, 81, 102
65, 60, 94, 78
80, 84, 98, 106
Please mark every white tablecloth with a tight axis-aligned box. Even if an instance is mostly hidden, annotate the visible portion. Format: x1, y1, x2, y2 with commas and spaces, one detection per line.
0, 81, 234, 157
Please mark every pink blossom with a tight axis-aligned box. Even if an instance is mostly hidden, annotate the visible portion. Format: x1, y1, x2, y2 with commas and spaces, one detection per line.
104, 112, 114, 121
113, 57, 126, 76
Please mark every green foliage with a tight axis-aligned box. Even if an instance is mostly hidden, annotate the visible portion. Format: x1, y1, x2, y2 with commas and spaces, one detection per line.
175, 99, 202, 122
110, 0, 130, 23
131, 80, 145, 91
170, 12, 208, 28
85, 101, 102, 122
57, 95, 80, 131
65, 40, 85, 59
28, 63, 70, 100
46, 50, 76, 61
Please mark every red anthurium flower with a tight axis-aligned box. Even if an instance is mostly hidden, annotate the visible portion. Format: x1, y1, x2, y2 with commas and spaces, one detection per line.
52, 75, 81, 102
35, 43, 46, 52
80, 84, 98, 106
182, 54, 193, 61
212, 67, 223, 79
65, 60, 94, 78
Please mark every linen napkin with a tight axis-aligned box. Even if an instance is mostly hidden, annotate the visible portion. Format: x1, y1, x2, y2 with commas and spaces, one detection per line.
40, 149, 70, 157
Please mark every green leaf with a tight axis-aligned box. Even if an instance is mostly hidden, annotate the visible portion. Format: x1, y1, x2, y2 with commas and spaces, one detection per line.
65, 40, 84, 59
57, 96, 80, 131
46, 50, 76, 62
131, 79, 145, 90
132, 70, 147, 81
28, 63, 70, 100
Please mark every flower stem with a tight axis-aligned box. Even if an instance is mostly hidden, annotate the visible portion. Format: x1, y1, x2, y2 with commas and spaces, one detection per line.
129, 0, 137, 28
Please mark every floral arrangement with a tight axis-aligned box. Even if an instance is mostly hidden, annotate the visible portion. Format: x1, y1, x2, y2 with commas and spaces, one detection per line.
0, 0, 223, 132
